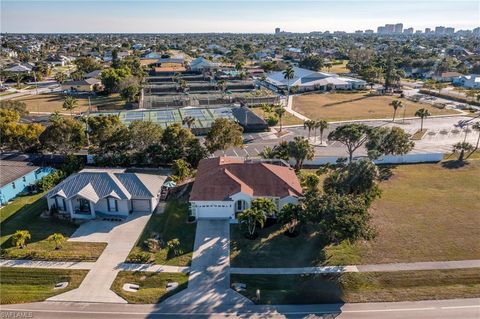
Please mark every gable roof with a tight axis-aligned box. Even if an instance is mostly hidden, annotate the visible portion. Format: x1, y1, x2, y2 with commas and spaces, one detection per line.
47, 169, 165, 203
266, 66, 365, 87
0, 161, 39, 188
189, 157, 302, 201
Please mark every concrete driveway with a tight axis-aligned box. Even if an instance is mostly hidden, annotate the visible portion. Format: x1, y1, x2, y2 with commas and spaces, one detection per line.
162, 219, 252, 309
48, 208, 159, 303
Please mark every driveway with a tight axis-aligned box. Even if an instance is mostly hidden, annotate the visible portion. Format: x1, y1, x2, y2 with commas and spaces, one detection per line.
48, 208, 158, 303
162, 219, 252, 309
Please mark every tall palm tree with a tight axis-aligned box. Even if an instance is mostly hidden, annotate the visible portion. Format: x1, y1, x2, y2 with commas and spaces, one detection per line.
453, 142, 473, 162
315, 120, 329, 145
182, 116, 195, 130
274, 106, 286, 132
63, 96, 78, 116
303, 120, 316, 140
415, 108, 431, 131
390, 100, 403, 122
472, 122, 480, 150
282, 65, 295, 104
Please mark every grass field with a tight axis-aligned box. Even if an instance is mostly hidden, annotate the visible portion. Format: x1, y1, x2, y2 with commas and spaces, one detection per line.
15, 93, 124, 114
293, 92, 459, 122
0, 267, 88, 304
111, 271, 188, 304
231, 160, 480, 267
1, 194, 106, 261
231, 268, 480, 304
322, 60, 350, 74
250, 106, 304, 126
127, 199, 196, 266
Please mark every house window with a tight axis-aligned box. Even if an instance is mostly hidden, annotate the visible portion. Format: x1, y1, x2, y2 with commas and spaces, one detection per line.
107, 197, 118, 212
236, 200, 247, 212
77, 198, 90, 212
22, 176, 26, 182
11, 182, 15, 189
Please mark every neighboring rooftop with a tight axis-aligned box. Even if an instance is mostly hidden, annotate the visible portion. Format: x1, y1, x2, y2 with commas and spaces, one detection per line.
0, 161, 39, 188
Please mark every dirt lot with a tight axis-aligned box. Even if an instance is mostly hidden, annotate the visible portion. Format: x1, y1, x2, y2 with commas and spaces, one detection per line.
15, 93, 124, 114
293, 92, 460, 122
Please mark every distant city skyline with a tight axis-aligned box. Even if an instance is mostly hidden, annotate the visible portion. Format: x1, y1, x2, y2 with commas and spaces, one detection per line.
1, 0, 479, 33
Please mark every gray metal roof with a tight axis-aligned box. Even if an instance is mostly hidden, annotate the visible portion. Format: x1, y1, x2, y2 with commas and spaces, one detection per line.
46, 170, 165, 202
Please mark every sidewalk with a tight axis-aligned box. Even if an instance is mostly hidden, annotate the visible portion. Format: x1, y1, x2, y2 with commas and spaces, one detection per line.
230, 259, 480, 275
0, 259, 94, 270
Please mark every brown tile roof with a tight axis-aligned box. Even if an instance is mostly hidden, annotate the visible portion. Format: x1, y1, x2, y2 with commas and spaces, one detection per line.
0, 161, 39, 188
189, 157, 302, 201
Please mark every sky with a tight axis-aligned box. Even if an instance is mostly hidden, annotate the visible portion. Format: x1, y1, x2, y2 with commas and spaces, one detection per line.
1, 0, 479, 33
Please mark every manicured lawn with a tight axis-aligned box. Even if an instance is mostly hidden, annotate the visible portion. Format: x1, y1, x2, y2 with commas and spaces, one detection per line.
111, 271, 188, 304
293, 92, 459, 122
0, 267, 88, 304
231, 160, 480, 267
127, 199, 196, 266
322, 60, 350, 74
249, 106, 304, 126
14, 93, 124, 114
1, 192, 45, 223
231, 268, 480, 304
0, 195, 106, 261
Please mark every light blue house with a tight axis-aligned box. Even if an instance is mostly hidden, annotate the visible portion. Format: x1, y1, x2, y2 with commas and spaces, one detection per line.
0, 161, 55, 205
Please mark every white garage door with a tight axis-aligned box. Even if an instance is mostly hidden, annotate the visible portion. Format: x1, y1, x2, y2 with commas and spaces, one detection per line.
132, 199, 151, 212
196, 206, 232, 219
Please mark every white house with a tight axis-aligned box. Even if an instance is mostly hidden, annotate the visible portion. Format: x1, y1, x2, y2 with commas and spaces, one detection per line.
264, 66, 366, 93
46, 168, 165, 220
189, 157, 303, 221
189, 57, 218, 72
453, 74, 480, 89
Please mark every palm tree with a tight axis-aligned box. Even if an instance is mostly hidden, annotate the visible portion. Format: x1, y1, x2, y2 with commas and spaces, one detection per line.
274, 106, 286, 132
49, 111, 62, 122
11, 230, 31, 249
472, 122, 480, 150
415, 108, 431, 131
390, 100, 403, 122
182, 116, 195, 130
282, 65, 295, 103
12, 73, 24, 88
303, 120, 316, 140
261, 103, 273, 117
288, 136, 315, 170
237, 208, 266, 238
47, 233, 66, 250
278, 203, 303, 235
315, 120, 329, 145
452, 142, 473, 162
63, 96, 78, 116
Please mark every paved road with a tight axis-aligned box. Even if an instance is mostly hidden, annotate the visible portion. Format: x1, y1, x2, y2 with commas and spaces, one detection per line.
214, 115, 479, 159
2, 298, 479, 318
47, 209, 155, 303
162, 219, 252, 308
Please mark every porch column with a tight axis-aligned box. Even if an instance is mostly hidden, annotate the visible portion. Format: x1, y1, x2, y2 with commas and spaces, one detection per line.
89, 201, 96, 219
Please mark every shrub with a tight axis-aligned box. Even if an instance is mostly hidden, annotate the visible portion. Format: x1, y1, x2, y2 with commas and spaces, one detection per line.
36, 170, 65, 192
266, 116, 279, 126
47, 233, 66, 250
129, 251, 153, 263
167, 238, 182, 258
144, 238, 161, 253
11, 230, 31, 249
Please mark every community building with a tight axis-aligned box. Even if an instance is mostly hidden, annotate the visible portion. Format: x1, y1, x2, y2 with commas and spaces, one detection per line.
189, 157, 302, 221
264, 66, 366, 92
0, 161, 54, 205
46, 168, 166, 220
453, 74, 480, 89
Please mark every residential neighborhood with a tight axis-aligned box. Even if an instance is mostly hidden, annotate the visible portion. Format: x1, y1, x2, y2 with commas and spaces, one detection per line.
0, 1, 480, 318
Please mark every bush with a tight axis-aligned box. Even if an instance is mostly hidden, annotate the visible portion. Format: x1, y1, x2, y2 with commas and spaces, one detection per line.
36, 170, 65, 192
266, 116, 279, 126
128, 251, 153, 263
167, 238, 182, 258
144, 238, 161, 253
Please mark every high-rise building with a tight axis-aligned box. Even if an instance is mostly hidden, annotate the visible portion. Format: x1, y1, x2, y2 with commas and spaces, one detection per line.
355, 30, 364, 34
275, 27, 281, 34
435, 26, 446, 34
394, 23, 403, 34
377, 26, 386, 34
403, 27, 414, 35
425, 28, 431, 34
365, 29, 374, 34
415, 30, 422, 34
385, 24, 395, 33
445, 27, 455, 34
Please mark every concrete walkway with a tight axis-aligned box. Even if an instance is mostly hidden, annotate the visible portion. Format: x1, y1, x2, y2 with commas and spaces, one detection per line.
284, 95, 310, 121
230, 259, 480, 275
47, 209, 156, 303
0, 259, 94, 270
119, 263, 189, 273
162, 219, 252, 308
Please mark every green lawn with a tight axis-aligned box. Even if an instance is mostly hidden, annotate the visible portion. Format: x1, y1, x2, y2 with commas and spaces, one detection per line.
111, 271, 188, 304
127, 199, 195, 266
0, 195, 106, 261
232, 268, 480, 304
231, 160, 480, 267
0, 267, 88, 304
